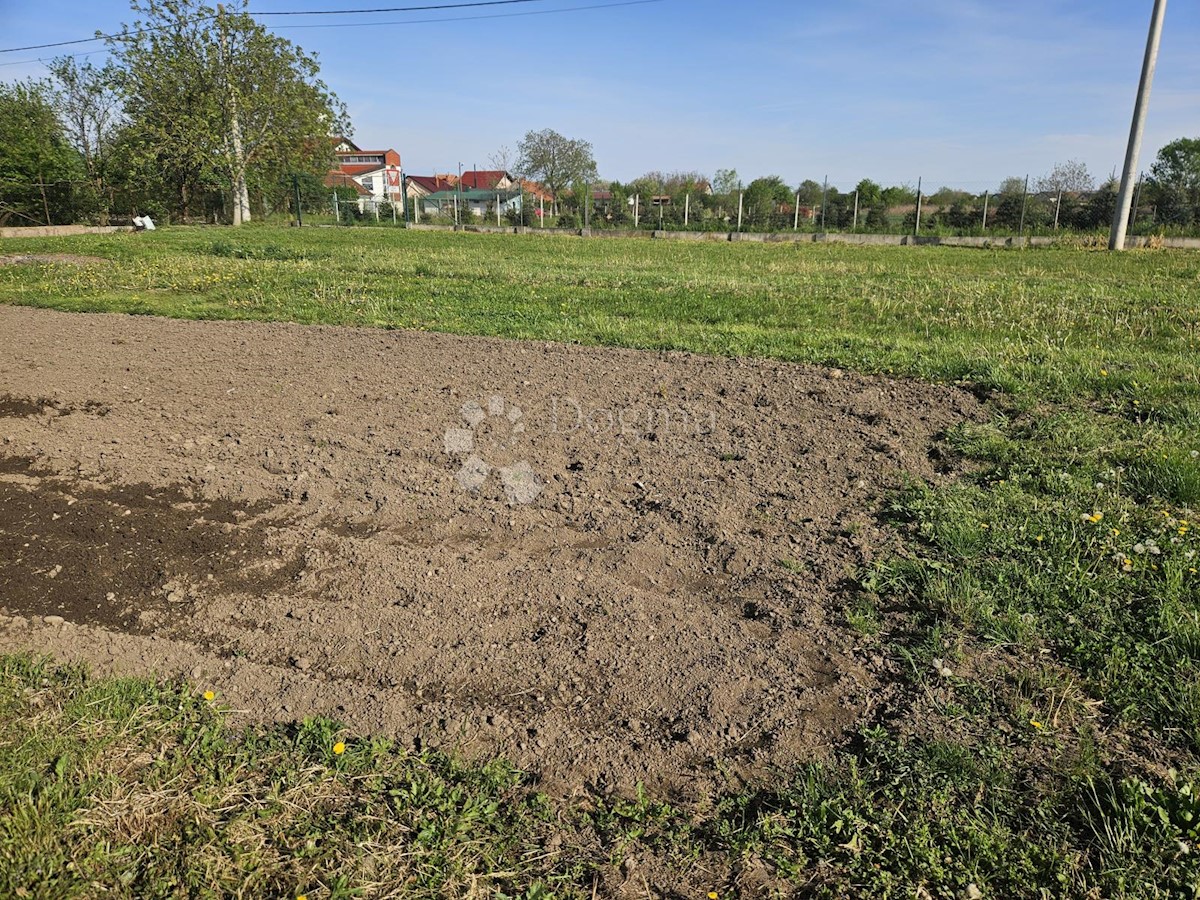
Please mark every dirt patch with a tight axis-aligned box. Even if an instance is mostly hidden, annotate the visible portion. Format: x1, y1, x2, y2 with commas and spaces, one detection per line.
0, 253, 108, 267
0, 455, 290, 633
0, 305, 981, 796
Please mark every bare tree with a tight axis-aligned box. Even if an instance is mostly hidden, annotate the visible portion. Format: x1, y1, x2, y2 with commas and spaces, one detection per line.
488, 144, 514, 172
1036, 160, 1095, 194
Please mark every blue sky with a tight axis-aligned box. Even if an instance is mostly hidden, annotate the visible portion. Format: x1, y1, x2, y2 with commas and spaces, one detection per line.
2, 0, 1197, 192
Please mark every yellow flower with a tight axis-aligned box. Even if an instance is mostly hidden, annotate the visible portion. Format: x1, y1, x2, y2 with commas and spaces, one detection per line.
333, 742, 346, 755
203, 690, 215, 701
1111, 529, 1121, 536
708, 894, 719, 900
1031, 720, 1043, 729
1100, 369, 1108, 377
297, 895, 307, 900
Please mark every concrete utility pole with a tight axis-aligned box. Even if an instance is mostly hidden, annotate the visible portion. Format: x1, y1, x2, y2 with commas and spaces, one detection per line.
1110, 0, 1168, 251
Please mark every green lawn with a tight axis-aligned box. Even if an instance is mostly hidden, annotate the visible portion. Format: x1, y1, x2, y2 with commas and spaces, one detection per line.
2, 226, 1200, 897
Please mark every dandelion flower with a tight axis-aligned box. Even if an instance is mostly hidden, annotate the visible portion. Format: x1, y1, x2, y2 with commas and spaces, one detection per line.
203, 690, 215, 701
709, 894, 719, 900
1101, 369, 1108, 377
1031, 720, 1043, 729
333, 741, 346, 755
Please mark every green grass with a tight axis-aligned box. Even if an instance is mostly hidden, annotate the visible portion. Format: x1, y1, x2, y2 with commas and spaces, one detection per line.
3, 225, 1200, 896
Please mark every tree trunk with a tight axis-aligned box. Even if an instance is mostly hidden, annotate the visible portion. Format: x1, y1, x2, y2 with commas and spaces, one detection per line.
219, 4, 252, 226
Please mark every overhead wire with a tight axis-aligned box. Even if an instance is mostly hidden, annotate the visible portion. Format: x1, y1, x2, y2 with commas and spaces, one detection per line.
0, 0, 662, 70
0, 0, 552, 53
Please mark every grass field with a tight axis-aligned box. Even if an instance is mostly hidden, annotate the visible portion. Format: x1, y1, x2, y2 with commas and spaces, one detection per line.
3, 226, 1200, 897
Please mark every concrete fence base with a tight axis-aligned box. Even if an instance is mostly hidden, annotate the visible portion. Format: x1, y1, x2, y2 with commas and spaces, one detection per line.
6, 222, 1199, 251
398, 223, 1200, 250
0, 225, 134, 239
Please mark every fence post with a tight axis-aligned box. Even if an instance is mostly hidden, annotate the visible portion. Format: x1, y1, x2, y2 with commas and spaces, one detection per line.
852, 190, 859, 230
634, 194, 639, 228
914, 176, 922, 235
684, 192, 690, 227
333, 192, 339, 224
1018, 174, 1029, 236
820, 176, 828, 231
794, 191, 800, 230
540, 194, 544, 227
374, 200, 379, 223
737, 192, 743, 232
1053, 189, 1062, 229
981, 191, 989, 230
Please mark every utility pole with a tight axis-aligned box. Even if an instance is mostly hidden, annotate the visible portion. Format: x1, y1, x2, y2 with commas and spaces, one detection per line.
1053, 189, 1063, 229
1111, 0, 1168, 251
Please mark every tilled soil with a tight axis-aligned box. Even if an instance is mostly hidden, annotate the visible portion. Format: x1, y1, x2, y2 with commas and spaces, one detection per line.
0, 304, 980, 796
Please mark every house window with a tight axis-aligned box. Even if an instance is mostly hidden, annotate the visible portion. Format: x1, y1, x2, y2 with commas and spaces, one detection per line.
361, 177, 374, 191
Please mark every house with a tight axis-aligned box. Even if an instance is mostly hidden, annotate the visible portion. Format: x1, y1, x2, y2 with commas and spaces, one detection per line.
459, 170, 516, 191
406, 173, 551, 220
326, 136, 403, 202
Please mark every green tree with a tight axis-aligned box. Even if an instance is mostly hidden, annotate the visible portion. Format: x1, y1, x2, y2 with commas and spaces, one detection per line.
0, 79, 80, 225
796, 179, 823, 207
880, 184, 916, 207
713, 168, 741, 196
744, 176, 792, 227
1150, 138, 1200, 225
854, 179, 883, 207
516, 128, 598, 214
47, 57, 123, 223
996, 176, 1027, 197
107, 0, 346, 224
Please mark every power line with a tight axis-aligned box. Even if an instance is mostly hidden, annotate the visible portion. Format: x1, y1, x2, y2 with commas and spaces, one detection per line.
0, 0, 551, 53
273, 0, 662, 31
